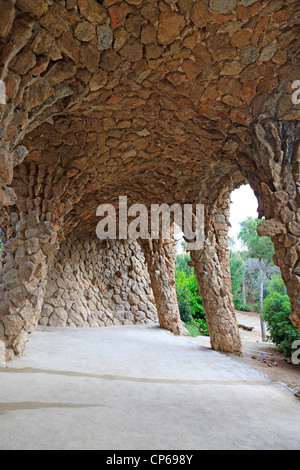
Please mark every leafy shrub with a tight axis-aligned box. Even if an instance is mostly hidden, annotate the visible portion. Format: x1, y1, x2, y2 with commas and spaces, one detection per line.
233, 297, 251, 312
194, 318, 209, 336
185, 273, 205, 322
266, 275, 287, 296
262, 292, 300, 358
230, 251, 245, 298
175, 269, 194, 323
175, 259, 208, 336
175, 268, 205, 321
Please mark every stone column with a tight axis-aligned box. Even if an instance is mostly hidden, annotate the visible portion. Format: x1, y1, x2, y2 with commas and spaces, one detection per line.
190, 195, 242, 355
139, 231, 185, 336
0, 209, 59, 361
253, 118, 300, 331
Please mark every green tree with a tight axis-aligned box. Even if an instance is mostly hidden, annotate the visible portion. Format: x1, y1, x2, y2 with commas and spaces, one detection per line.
238, 217, 275, 342
175, 251, 208, 336
242, 257, 280, 306
229, 251, 245, 298
175, 268, 205, 322
266, 275, 287, 296
175, 252, 193, 276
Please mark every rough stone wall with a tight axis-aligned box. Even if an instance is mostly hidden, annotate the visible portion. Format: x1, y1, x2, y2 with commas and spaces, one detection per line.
39, 236, 158, 328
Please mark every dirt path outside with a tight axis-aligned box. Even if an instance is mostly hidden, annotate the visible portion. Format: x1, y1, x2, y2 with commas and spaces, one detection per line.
187, 310, 300, 397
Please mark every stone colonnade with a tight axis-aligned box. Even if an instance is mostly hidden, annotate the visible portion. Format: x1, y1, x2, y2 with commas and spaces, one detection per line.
0, 195, 243, 361
0, 0, 299, 361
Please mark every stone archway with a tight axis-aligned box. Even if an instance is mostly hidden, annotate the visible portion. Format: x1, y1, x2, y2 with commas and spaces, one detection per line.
0, 0, 299, 361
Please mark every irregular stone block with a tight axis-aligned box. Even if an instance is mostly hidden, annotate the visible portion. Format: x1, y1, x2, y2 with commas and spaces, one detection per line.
0, 0, 15, 38
78, 0, 107, 24
97, 25, 113, 51
158, 11, 185, 46
209, 0, 236, 14
3, 314, 23, 337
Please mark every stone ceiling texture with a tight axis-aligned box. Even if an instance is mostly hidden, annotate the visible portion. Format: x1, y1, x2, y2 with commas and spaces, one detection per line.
0, 0, 300, 360
0, 0, 299, 230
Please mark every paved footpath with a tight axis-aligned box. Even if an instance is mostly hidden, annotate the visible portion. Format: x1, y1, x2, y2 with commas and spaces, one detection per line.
0, 324, 299, 450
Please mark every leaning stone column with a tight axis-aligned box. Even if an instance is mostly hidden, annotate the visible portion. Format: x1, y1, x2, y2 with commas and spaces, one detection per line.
252, 117, 300, 331
0, 209, 59, 361
139, 232, 185, 336
190, 195, 242, 355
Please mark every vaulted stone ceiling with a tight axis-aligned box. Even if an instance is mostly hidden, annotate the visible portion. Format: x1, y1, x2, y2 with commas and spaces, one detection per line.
0, 0, 300, 362
1, 0, 299, 238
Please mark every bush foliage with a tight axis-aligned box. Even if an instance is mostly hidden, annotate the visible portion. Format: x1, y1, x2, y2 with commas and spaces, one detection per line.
175, 250, 299, 354
262, 288, 300, 358
233, 298, 251, 312
175, 253, 209, 336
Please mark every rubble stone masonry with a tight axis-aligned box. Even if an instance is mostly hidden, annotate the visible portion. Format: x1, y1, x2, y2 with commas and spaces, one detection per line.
0, 0, 299, 360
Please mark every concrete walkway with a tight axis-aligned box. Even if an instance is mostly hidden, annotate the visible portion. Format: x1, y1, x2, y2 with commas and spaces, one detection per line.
0, 324, 299, 450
